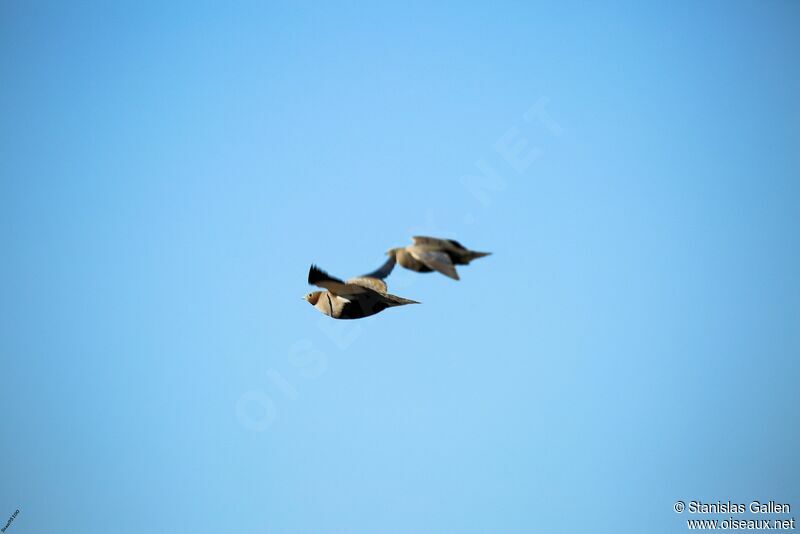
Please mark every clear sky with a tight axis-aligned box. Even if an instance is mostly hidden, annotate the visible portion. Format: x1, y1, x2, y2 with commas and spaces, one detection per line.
1, 2, 799, 533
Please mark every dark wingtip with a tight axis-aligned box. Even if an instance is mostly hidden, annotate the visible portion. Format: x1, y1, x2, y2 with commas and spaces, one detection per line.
308, 264, 328, 285
308, 264, 346, 286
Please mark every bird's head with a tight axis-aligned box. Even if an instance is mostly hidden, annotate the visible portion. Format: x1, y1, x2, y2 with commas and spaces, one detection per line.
303, 291, 323, 305
386, 247, 402, 257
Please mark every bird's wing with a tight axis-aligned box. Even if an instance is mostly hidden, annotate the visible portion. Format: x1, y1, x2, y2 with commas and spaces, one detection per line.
408, 249, 460, 280
359, 256, 396, 280
411, 236, 468, 251
346, 276, 388, 293
308, 265, 369, 297
346, 256, 396, 292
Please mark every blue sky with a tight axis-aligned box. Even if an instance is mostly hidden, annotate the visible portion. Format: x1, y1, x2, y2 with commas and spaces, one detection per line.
1, 1, 798, 532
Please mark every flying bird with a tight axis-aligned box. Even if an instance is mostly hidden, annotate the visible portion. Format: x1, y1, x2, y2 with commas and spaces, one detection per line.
303, 257, 419, 319
386, 236, 490, 281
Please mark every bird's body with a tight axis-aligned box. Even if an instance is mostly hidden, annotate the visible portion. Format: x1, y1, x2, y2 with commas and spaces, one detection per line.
388, 236, 491, 280
307, 288, 404, 319
304, 258, 419, 319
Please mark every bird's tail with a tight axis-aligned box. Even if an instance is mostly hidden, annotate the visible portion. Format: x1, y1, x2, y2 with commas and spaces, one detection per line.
466, 251, 491, 262
382, 293, 420, 307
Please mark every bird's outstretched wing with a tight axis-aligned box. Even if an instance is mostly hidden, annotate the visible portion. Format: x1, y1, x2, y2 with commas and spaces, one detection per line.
360, 256, 396, 280
412, 236, 466, 251
308, 265, 369, 297
409, 249, 460, 280
346, 256, 397, 292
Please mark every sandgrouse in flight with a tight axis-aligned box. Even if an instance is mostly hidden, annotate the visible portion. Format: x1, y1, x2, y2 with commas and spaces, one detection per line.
386, 236, 490, 281
303, 257, 419, 319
